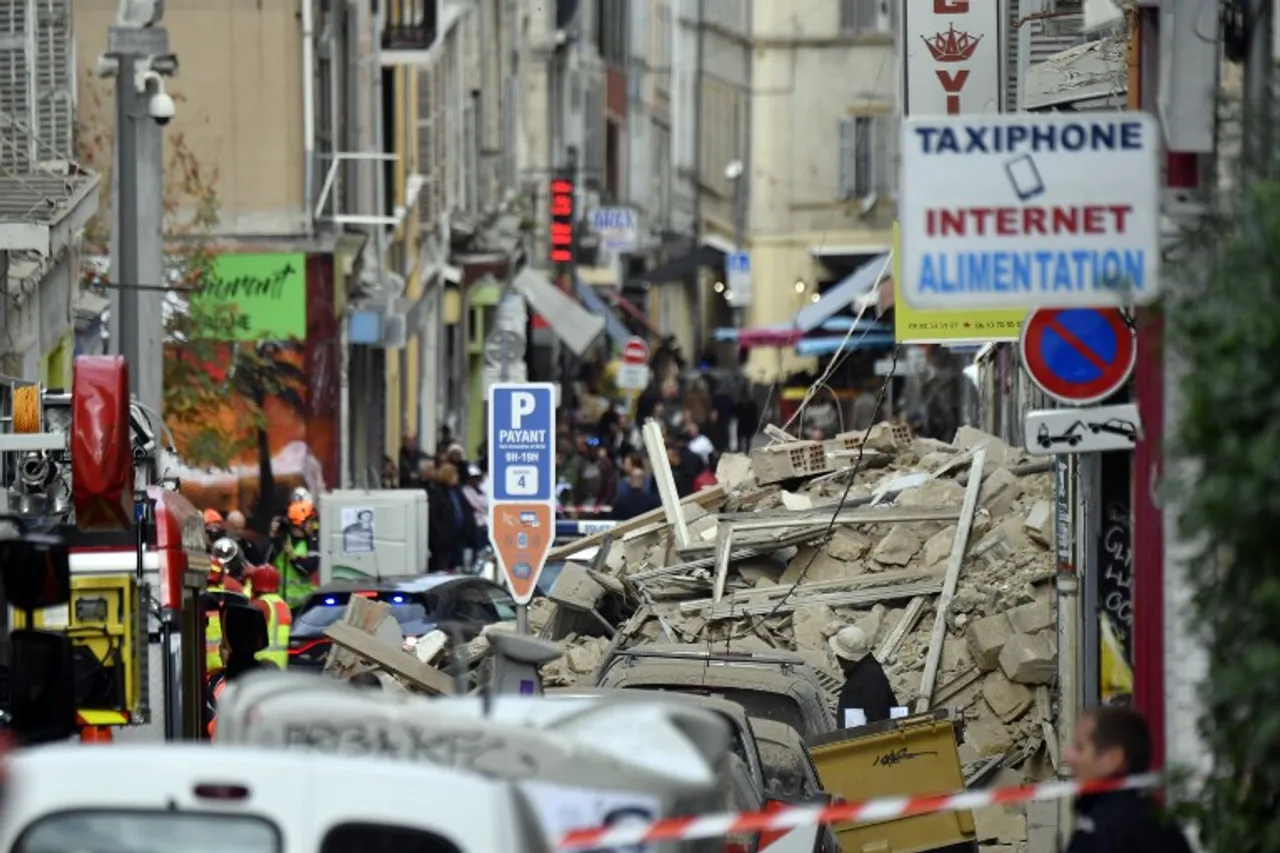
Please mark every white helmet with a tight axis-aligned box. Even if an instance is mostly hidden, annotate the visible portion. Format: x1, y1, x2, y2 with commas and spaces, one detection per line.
290, 486, 313, 505
211, 537, 240, 565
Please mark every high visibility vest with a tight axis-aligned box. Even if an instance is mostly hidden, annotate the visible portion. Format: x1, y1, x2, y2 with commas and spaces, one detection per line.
205, 583, 225, 674
207, 677, 227, 740
255, 594, 292, 668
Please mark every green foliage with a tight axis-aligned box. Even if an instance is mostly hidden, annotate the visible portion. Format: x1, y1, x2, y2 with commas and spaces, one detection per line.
1168, 138, 1280, 849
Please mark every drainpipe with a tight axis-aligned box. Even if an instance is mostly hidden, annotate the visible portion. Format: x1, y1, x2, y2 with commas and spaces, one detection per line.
689, 0, 705, 355
302, 0, 316, 230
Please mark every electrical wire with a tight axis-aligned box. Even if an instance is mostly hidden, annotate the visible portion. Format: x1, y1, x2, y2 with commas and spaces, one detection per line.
727, 344, 899, 640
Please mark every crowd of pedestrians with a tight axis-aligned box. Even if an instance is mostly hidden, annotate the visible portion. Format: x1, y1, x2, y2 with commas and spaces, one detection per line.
391, 430, 490, 573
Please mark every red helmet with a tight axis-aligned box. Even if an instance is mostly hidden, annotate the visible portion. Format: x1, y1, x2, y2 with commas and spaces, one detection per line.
248, 565, 281, 595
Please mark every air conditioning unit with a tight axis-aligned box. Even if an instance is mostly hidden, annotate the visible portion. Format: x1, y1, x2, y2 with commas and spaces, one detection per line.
381, 313, 407, 349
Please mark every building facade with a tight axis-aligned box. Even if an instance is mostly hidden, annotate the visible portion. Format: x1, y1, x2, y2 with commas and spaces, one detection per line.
0, 0, 99, 388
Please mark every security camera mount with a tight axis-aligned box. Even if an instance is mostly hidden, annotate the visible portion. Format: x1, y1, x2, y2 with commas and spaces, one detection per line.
133, 54, 179, 93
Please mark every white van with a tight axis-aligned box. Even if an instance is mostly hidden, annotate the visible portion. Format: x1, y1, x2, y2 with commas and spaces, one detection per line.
214, 671, 731, 853
0, 743, 551, 853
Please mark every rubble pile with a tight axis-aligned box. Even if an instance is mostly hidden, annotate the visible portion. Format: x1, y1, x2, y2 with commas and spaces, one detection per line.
537, 423, 1065, 804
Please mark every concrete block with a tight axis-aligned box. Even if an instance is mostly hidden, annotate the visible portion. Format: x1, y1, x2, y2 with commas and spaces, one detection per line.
791, 604, 836, 651
1024, 500, 1054, 546
967, 613, 1014, 671
781, 545, 862, 584
963, 715, 1014, 756
871, 523, 923, 566
980, 466, 1022, 517
972, 804, 1024, 845
973, 805, 1028, 844
923, 525, 957, 568
953, 426, 1014, 464
716, 453, 755, 491
1007, 601, 1054, 635
972, 517, 1034, 564
982, 671, 1034, 722
896, 478, 966, 508
1026, 799, 1060, 852
999, 633, 1056, 684
828, 526, 873, 561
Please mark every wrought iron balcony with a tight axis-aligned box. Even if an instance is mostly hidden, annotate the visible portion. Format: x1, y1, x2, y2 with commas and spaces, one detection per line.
381, 0, 438, 51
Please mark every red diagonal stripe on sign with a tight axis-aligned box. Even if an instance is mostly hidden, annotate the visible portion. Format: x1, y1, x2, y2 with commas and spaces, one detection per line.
1046, 317, 1110, 373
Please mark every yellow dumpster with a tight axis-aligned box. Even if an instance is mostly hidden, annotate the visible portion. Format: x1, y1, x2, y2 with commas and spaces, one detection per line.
805, 710, 976, 853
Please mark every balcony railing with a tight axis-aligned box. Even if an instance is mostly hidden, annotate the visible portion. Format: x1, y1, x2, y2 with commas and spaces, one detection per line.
381, 0, 438, 51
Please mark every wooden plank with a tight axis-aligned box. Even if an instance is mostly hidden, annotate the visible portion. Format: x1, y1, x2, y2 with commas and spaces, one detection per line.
324, 595, 393, 679
915, 448, 987, 713
875, 595, 927, 662
545, 485, 726, 563
324, 621, 455, 696
720, 503, 961, 529
643, 418, 691, 549
707, 578, 944, 620
683, 566, 946, 612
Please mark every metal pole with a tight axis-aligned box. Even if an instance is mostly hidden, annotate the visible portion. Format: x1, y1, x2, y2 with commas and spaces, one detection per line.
160, 616, 176, 740
114, 55, 141, 377
516, 603, 529, 634
1244, 0, 1274, 172
689, 0, 706, 357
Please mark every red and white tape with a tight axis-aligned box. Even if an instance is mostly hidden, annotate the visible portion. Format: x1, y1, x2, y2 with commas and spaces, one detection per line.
557, 773, 1161, 850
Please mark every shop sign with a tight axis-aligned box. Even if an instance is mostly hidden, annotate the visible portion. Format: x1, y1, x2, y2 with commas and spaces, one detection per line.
902, 0, 1004, 116
194, 253, 308, 341
549, 177, 575, 265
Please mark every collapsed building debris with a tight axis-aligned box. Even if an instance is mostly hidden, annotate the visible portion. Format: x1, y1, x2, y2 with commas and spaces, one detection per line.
317, 421, 1064, 851
538, 422, 1063, 848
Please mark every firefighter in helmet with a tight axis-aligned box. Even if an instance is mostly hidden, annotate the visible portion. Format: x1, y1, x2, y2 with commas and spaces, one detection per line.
204, 546, 247, 676
246, 565, 292, 669
273, 499, 317, 606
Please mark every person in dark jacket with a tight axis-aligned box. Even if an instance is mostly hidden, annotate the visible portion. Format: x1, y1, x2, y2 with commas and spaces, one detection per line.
204, 601, 273, 739
831, 625, 898, 727
613, 469, 662, 520
1062, 706, 1192, 853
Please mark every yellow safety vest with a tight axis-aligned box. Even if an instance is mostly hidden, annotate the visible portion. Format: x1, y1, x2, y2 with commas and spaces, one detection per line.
205, 583, 225, 674
255, 594, 292, 669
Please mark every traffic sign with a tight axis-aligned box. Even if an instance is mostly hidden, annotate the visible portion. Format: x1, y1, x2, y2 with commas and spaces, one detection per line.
487, 383, 557, 606
1019, 307, 1135, 405
899, 113, 1161, 310
621, 337, 649, 365
727, 250, 752, 306
1024, 403, 1143, 456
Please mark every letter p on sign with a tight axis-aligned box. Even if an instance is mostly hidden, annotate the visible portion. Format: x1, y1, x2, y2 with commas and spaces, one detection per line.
511, 392, 536, 429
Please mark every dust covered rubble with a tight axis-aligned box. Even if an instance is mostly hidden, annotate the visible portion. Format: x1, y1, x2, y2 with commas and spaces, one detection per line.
537, 423, 1064, 804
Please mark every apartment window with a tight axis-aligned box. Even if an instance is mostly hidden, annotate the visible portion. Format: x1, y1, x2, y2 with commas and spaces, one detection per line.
838, 117, 874, 199
839, 0, 882, 33
652, 119, 671, 223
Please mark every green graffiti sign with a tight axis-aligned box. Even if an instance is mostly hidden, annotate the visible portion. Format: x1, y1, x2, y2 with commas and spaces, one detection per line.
198, 253, 307, 340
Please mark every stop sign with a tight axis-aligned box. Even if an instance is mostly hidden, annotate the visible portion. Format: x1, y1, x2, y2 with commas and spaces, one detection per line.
621, 337, 649, 365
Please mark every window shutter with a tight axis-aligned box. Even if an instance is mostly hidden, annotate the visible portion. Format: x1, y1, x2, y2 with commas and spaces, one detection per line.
873, 115, 896, 196
838, 118, 857, 199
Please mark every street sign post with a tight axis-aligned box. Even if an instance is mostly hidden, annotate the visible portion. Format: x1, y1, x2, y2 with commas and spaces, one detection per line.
616, 336, 650, 391
899, 113, 1161, 310
1019, 307, 1136, 405
487, 382, 557, 632
1023, 403, 1143, 455
727, 251, 752, 305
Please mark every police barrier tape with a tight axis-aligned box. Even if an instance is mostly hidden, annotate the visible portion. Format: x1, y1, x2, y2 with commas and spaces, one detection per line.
556, 773, 1161, 850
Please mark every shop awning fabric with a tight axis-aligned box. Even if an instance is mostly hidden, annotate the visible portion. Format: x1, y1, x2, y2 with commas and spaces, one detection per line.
574, 278, 631, 348
512, 267, 605, 357
631, 245, 724, 284
793, 252, 892, 333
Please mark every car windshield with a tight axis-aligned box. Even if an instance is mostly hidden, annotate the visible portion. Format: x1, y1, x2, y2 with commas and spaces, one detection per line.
654, 686, 809, 735
755, 737, 818, 799
294, 591, 435, 636
17, 811, 280, 853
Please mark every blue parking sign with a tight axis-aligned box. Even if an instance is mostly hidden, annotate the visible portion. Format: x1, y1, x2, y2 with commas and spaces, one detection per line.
488, 383, 556, 503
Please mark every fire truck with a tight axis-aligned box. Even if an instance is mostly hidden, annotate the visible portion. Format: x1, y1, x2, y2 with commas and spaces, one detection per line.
0, 356, 209, 741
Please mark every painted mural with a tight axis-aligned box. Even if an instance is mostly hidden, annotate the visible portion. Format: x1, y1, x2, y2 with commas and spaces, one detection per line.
162, 252, 339, 528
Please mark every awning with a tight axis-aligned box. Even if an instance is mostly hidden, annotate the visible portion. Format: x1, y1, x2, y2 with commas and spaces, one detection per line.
632, 245, 724, 285
512, 267, 605, 357
574, 277, 630, 348
793, 253, 892, 333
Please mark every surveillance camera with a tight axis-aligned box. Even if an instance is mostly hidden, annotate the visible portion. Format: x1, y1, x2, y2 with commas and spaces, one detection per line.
148, 90, 175, 126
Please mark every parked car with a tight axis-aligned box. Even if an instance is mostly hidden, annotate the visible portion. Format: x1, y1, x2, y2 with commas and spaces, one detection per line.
750, 718, 840, 853
549, 688, 768, 853
594, 644, 836, 738
287, 575, 517, 669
